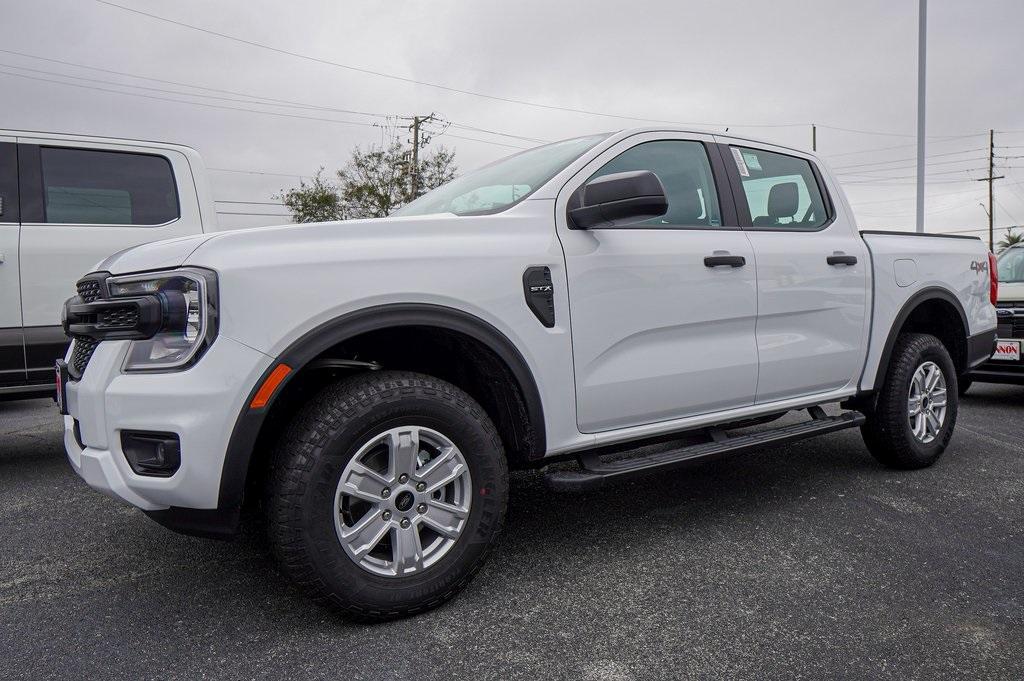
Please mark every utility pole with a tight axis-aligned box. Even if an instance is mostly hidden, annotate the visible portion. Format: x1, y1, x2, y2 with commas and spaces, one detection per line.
976, 129, 1005, 252
811, 124, 816, 152
915, 0, 927, 233
405, 113, 441, 200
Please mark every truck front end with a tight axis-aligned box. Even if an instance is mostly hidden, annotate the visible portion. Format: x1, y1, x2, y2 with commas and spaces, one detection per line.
969, 245, 1024, 385
59, 265, 272, 536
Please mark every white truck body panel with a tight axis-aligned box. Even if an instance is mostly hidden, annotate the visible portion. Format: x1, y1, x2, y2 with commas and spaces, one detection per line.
61, 126, 997, 514
859, 231, 996, 391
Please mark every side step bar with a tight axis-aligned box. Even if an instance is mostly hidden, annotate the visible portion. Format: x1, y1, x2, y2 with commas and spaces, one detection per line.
545, 408, 866, 493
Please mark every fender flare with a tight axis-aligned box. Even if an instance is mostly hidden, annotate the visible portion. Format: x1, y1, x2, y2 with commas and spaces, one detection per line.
870, 286, 969, 391
216, 303, 546, 513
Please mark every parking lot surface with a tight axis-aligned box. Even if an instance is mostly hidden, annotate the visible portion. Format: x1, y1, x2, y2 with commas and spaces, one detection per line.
2, 386, 1022, 680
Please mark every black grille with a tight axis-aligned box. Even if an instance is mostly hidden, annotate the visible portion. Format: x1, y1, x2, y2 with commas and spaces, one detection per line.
77, 279, 102, 302
98, 306, 139, 329
69, 275, 109, 378
69, 337, 100, 379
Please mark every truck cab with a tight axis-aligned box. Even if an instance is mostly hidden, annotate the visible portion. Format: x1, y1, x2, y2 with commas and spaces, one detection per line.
0, 131, 215, 399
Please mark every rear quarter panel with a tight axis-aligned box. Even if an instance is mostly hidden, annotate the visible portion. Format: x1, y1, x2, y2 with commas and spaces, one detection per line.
860, 232, 996, 391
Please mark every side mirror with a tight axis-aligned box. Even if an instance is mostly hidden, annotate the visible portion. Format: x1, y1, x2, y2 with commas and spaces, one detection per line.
568, 170, 668, 229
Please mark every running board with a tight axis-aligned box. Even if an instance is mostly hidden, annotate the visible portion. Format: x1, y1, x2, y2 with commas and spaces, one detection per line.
545, 408, 866, 493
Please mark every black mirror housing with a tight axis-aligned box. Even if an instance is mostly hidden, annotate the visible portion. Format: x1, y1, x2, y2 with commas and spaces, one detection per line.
568, 170, 668, 229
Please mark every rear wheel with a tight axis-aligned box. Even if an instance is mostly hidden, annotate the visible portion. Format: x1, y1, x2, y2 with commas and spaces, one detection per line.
861, 333, 958, 470
267, 370, 508, 620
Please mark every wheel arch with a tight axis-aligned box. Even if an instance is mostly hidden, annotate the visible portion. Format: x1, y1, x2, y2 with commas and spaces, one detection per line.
216, 303, 546, 515
870, 286, 970, 392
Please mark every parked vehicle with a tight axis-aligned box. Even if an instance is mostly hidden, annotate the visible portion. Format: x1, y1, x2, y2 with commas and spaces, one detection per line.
0, 130, 218, 400
60, 128, 997, 620
964, 244, 1024, 390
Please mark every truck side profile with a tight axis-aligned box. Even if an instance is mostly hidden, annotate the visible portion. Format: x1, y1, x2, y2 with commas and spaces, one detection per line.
61, 128, 998, 619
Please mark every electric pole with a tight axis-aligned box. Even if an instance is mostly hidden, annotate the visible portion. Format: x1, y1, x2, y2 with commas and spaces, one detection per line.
405, 113, 441, 201
976, 129, 1004, 252
811, 124, 816, 152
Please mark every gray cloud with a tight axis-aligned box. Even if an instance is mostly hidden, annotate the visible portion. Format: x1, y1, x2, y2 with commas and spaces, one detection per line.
4, 0, 1023, 235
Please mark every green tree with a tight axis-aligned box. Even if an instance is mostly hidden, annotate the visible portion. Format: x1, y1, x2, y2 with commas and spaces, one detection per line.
274, 168, 345, 223
277, 141, 457, 222
997, 226, 1024, 252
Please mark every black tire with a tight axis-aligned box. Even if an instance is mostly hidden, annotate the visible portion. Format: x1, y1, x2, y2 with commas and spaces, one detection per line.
267, 370, 508, 621
861, 332, 958, 470
958, 377, 973, 396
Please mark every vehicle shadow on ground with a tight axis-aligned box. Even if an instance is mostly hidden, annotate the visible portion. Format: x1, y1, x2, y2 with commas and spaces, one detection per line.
135, 429, 885, 627
0, 401, 932, 630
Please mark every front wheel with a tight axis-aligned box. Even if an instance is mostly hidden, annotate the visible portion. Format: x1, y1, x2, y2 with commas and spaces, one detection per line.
861, 333, 958, 470
267, 371, 508, 620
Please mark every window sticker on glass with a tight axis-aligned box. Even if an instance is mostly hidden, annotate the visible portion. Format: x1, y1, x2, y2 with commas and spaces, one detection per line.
741, 152, 762, 171
731, 148, 750, 177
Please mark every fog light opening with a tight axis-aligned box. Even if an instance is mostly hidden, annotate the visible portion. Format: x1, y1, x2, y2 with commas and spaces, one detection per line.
120, 431, 181, 477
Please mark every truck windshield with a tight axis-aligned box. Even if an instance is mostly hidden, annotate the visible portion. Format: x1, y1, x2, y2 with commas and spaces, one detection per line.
393, 134, 608, 217
998, 247, 1024, 283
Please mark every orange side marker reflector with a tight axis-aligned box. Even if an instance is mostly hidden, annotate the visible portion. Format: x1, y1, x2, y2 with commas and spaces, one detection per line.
250, 364, 292, 409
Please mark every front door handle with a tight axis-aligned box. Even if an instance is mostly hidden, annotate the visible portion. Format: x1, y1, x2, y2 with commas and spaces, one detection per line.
827, 253, 857, 266
704, 254, 746, 268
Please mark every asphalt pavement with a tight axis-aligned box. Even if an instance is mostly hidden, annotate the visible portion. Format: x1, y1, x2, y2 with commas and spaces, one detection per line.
1, 385, 1022, 680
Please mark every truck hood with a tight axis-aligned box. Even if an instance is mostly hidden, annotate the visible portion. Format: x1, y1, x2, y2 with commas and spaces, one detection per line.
99, 232, 221, 274
180, 215, 503, 268
998, 281, 1024, 304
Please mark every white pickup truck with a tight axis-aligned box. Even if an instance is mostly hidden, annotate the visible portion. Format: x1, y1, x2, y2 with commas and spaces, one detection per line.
60, 128, 997, 620
0, 130, 224, 400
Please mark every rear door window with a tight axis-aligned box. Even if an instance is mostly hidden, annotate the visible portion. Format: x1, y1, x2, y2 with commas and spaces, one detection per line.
39, 147, 179, 225
731, 147, 829, 230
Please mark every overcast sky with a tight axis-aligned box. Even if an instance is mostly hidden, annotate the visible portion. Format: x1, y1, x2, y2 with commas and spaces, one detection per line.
4, 0, 1024, 236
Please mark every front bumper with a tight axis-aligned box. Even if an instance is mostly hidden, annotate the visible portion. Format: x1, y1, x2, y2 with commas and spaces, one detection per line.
63, 334, 273, 513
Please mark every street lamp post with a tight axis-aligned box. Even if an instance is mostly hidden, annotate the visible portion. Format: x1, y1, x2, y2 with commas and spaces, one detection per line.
915, 0, 927, 234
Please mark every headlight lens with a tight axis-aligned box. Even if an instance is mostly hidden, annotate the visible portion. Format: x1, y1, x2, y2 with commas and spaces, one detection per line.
107, 267, 218, 371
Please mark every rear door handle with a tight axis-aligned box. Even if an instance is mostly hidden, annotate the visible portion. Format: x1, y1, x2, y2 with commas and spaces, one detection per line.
827, 254, 857, 266
704, 254, 746, 268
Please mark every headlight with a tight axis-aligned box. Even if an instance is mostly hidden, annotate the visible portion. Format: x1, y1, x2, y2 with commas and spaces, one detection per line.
106, 267, 218, 372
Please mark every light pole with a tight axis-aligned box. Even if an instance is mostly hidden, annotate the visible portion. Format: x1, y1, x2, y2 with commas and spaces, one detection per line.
915, 0, 927, 233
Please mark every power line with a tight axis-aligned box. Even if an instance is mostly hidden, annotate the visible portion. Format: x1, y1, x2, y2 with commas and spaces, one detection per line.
0, 68, 378, 127
821, 135, 985, 159
846, 186, 985, 205
816, 124, 967, 140
92, 0, 977, 139
0, 49, 549, 145
994, 197, 1022, 225
0, 52, 390, 118
0, 68, 532, 151
834, 157, 987, 177
831, 148, 985, 170
209, 167, 312, 178
216, 211, 291, 217
215, 199, 286, 206
839, 168, 989, 182
841, 178, 979, 186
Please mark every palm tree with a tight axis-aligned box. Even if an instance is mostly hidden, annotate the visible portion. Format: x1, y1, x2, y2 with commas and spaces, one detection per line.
997, 227, 1024, 252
